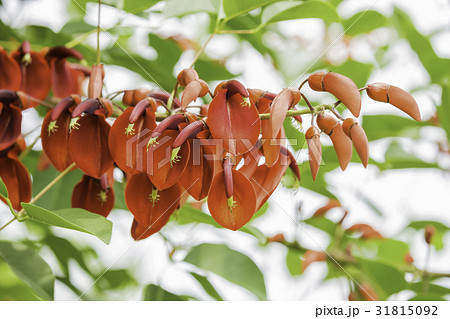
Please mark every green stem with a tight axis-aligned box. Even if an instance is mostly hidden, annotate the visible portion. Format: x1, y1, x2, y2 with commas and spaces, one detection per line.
189, 31, 217, 68
0, 217, 16, 231
16, 162, 77, 219
66, 29, 97, 49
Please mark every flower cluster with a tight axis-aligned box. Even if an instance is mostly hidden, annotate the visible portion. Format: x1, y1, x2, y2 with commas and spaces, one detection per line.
0, 42, 420, 240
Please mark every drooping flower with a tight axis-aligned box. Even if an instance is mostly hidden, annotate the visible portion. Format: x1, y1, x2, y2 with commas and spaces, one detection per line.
308, 71, 361, 117
366, 82, 421, 121
41, 95, 81, 171
125, 173, 181, 240
207, 80, 261, 156
0, 142, 31, 210
69, 98, 114, 178
0, 90, 24, 151
45, 46, 89, 98
11, 41, 51, 108
207, 157, 257, 230
316, 113, 352, 170
0, 47, 21, 91
72, 172, 115, 217
108, 98, 157, 174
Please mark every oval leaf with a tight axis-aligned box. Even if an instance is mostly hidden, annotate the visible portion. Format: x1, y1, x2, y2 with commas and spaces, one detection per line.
184, 243, 266, 300
0, 240, 54, 300
22, 203, 112, 244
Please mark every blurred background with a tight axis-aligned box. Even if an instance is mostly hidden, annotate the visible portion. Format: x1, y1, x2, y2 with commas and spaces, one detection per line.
0, 0, 450, 301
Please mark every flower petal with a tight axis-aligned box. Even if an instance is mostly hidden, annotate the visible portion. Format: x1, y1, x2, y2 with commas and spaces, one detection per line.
72, 174, 115, 217
207, 168, 256, 231
125, 173, 181, 236
69, 114, 114, 178
0, 156, 31, 210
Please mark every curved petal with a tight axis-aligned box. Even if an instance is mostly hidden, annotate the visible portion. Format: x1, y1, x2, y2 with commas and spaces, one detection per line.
147, 129, 190, 190
0, 156, 31, 210
108, 107, 157, 174
329, 123, 352, 171
12, 51, 51, 108
125, 173, 181, 235
69, 114, 114, 178
207, 89, 261, 155
270, 89, 293, 137
323, 72, 361, 117
50, 59, 85, 98
41, 109, 73, 171
207, 168, 256, 230
0, 48, 21, 90
179, 140, 215, 201
0, 104, 22, 151
72, 174, 114, 217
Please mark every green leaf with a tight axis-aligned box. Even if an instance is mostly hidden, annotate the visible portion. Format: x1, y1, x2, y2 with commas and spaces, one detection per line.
195, 58, 237, 82
382, 141, 439, 170
184, 243, 266, 300
0, 177, 8, 198
409, 282, 450, 297
224, 0, 277, 21
43, 234, 93, 277
343, 10, 388, 37
142, 284, 191, 300
358, 258, 407, 297
261, 1, 339, 26
0, 240, 54, 300
190, 272, 224, 300
148, 33, 182, 69
362, 115, 426, 141
0, 262, 41, 301
304, 216, 337, 236
95, 269, 137, 290
163, 0, 221, 17
123, 0, 160, 14
286, 248, 302, 276
22, 204, 113, 244
437, 80, 450, 143
283, 118, 306, 151
353, 239, 410, 267
393, 7, 450, 84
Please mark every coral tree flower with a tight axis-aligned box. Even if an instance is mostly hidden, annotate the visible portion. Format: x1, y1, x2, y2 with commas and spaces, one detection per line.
72, 172, 115, 217
41, 94, 81, 171
0, 90, 23, 151
108, 98, 157, 174
11, 41, 51, 108
68, 65, 114, 179
69, 98, 114, 179
207, 156, 257, 231
207, 80, 261, 156
0, 141, 31, 211
45, 46, 88, 98
0, 47, 21, 91
125, 173, 181, 240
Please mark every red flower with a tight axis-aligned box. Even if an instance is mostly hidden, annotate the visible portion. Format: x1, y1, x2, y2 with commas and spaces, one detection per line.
41, 95, 81, 171
72, 172, 115, 217
0, 47, 21, 91
125, 173, 181, 240
207, 80, 261, 156
0, 143, 31, 211
69, 98, 114, 178
11, 41, 51, 108
108, 98, 157, 174
45, 46, 88, 98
